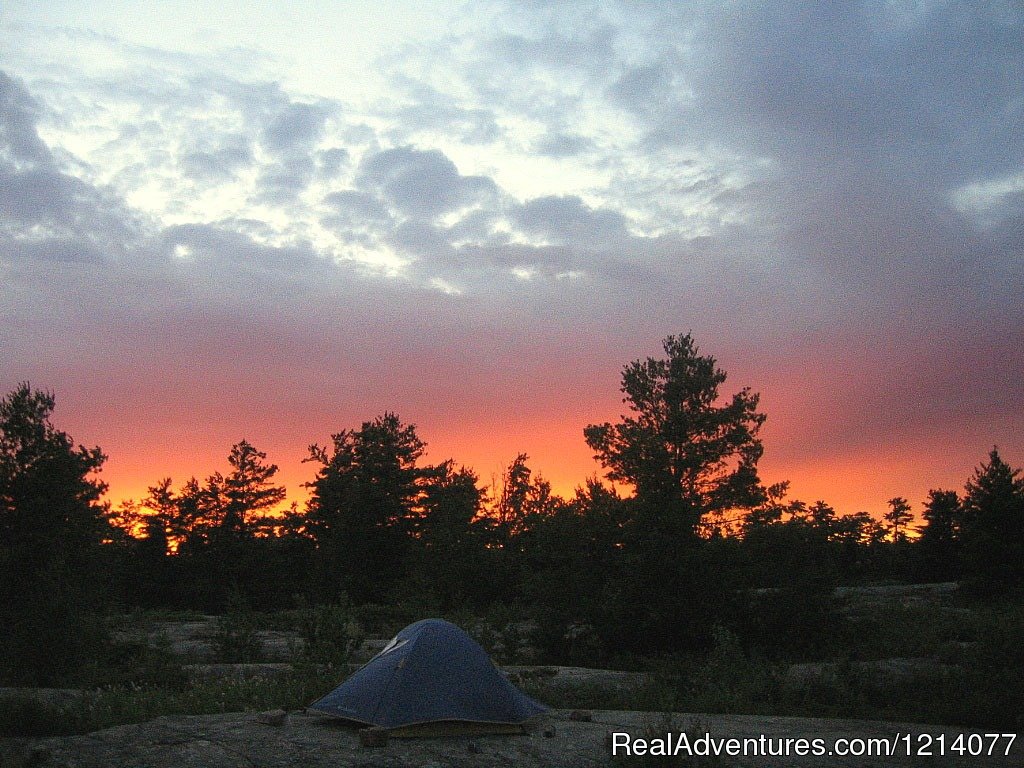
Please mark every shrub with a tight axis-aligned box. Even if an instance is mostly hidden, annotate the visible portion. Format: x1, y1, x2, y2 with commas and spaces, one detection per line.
296, 599, 364, 667
212, 594, 263, 663
0, 696, 83, 738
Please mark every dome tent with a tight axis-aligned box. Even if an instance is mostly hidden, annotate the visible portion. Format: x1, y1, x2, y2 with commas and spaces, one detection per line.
310, 618, 547, 734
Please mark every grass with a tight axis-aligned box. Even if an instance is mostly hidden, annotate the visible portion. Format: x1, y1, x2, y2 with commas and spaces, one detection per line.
0, 664, 341, 737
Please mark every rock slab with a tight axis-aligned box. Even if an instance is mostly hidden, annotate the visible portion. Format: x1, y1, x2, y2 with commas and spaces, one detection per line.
5, 710, 1021, 768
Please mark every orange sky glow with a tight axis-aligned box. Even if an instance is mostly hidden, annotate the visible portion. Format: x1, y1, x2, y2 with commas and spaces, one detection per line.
78, 388, 1023, 527
3, 2, 1022, 531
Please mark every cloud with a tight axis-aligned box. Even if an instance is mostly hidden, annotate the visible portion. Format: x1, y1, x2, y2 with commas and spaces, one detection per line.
357, 146, 498, 220
260, 100, 333, 155
253, 156, 317, 205
0, 71, 52, 167
179, 133, 254, 183
533, 132, 594, 158
315, 147, 350, 178
1, 3, 1022, 510
0, 70, 141, 260
385, 75, 503, 145
513, 195, 629, 247
322, 189, 391, 225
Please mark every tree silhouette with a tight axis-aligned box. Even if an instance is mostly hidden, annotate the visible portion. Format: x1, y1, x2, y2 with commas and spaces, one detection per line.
305, 413, 437, 602
960, 449, 1024, 591
0, 385, 107, 550
584, 333, 766, 538
583, 335, 765, 653
494, 453, 561, 544
140, 477, 177, 556
173, 477, 208, 550
917, 489, 961, 581
885, 496, 913, 543
0, 384, 109, 682
219, 440, 287, 536
412, 462, 496, 607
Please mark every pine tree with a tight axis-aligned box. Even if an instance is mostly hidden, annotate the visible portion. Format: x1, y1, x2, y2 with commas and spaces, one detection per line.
585, 333, 766, 538
961, 449, 1024, 591
0, 384, 109, 682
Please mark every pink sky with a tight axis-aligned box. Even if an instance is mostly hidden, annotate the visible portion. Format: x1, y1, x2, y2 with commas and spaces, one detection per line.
3, 3, 1022, 522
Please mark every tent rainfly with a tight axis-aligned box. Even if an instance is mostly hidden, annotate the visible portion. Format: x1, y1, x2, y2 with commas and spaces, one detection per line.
310, 618, 547, 733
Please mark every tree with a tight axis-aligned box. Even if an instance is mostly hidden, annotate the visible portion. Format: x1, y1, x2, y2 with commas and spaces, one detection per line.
0, 384, 109, 682
518, 478, 628, 652
884, 496, 913, 543
305, 413, 437, 602
582, 335, 765, 653
808, 500, 838, 532
742, 481, 793, 532
0, 385, 107, 553
412, 462, 496, 607
150, 442, 285, 547
218, 440, 287, 537
140, 477, 177, 556
496, 453, 533, 537
584, 333, 767, 538
960, 449, 1024, 591
832, 510, 886, 547
494, 453, 561, 543
172, 477, 209, 551
917, 489, 961, 581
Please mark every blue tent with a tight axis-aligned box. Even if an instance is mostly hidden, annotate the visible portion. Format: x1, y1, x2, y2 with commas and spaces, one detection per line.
310, 618, 547, 730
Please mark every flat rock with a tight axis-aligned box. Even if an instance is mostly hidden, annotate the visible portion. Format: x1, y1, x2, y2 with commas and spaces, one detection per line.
504, 665, 648, 690
7, 709, 1020, 767
0, 687, 86, 706
112, 618, 303, 661
784, 657, 956, 685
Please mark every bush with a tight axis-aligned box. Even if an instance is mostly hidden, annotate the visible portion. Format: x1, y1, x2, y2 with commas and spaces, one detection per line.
87, 637, 189, 691
296, 599, 364, 667
0, 696, 83, 738
677, 627, 781, 714
735, 584, 836, 660
445, 604, 535, 665
212, 595, 263, 663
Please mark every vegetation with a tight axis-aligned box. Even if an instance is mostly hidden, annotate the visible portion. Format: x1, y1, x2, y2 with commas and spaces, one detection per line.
1, 333, 1022, 736
0, 665, 338, 737
0, 384, 110, 685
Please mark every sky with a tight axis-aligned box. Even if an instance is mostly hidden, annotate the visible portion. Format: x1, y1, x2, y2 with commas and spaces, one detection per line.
1, 1, 1022, 519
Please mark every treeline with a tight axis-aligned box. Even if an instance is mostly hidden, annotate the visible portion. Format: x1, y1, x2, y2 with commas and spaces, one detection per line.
2, 334, 1023, 684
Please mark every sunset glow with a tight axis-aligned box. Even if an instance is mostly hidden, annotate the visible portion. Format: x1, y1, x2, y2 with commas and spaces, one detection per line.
2, 2, 1021, 524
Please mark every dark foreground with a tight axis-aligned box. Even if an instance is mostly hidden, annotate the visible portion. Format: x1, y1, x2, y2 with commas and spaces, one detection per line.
3, 709, 1020, 768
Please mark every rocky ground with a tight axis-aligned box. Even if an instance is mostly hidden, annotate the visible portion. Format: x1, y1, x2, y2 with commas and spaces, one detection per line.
5, 586, 1011, 767
4, 708, 1020, 768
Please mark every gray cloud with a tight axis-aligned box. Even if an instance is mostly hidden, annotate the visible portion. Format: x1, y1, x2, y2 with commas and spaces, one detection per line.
260, 100, 333, 155
253, 156, 317, 205
357, 146, 498, 220
315, 147, 350, 178
322, 189, 391, 225
161, 223, 325, 275
533, 132, 594, 158
513, 195, 630, 248
0, 71, 140, 260
180, 133, 254, 183
0, 71, 52, 167
386, 75, 503, 145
